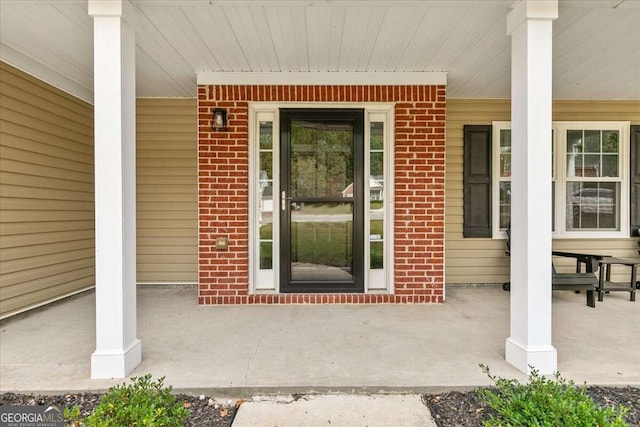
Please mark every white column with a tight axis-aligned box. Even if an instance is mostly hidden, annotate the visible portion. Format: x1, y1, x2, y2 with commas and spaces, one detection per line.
505, 0, 558, 375
89, 0, 141, 379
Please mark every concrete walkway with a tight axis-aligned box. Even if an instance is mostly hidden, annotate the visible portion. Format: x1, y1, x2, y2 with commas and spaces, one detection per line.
231, 394, 437, 426
1, 286, 638, 398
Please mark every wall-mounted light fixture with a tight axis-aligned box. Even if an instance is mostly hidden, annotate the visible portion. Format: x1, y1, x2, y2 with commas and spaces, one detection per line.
212, 108, 227, 131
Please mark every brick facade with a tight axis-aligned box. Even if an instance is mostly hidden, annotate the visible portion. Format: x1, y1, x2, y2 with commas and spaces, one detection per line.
198, 85, 445, 304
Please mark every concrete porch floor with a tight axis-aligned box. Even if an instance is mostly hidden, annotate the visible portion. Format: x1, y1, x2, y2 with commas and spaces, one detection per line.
0, 286, 638, 396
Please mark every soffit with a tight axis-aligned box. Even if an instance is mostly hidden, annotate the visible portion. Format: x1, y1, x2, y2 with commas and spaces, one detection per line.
0, 0, 638, 102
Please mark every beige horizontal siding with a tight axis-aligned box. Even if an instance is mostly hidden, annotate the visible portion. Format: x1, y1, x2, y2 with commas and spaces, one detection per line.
445, 99, 640, 284
136, 98, 197, 283
0, 62, 94, 317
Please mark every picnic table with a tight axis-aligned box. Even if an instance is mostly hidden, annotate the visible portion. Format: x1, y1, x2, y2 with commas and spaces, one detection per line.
502, 247, 602, 307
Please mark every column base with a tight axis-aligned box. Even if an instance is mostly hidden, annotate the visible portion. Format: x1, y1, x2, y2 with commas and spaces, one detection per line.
505, 337, 557, 375
91, 339, 142, 379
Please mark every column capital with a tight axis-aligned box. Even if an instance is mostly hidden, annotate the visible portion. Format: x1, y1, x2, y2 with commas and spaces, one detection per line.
88, 0, 138, 31
507, 0, 558, 35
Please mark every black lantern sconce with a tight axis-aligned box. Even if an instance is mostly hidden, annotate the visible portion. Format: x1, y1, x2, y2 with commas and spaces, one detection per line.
212, 108, 228, 131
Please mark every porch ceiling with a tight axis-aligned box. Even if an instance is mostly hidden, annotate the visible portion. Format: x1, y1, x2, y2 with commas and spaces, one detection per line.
1, 0, 638, 103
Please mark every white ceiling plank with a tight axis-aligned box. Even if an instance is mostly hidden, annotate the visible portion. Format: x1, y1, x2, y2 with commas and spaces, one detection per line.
354, 6, 386, 72
290, 6, 310, 71
141, 6, 219, 72
426, 10, 479, 71
327, 6, 347, 72
223, 5, 280, 71
394, 8, 448, 71
136, 49, 193, 97
366, 7, 410, 71
179, 6, 224, 71
449, 45, 510, 98
315, 6, 333, 71
1, 4, 93, 83
264, 7, 292, 71
135, 6, 198, 94
195, 5, 252, 71
554, 8, 637, 76
430, 10, 506, 77
337, 6, 366, 70
248, 6, 281, 71
380, 7, 429, 71
305, 6, 321, 71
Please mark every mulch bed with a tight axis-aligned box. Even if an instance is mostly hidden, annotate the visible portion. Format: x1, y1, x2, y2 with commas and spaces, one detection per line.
424, 386, 640, 427
0, 393, 238, 427
2, 386, 638, 426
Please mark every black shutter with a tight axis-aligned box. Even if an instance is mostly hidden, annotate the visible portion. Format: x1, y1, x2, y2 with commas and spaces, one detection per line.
631, 125, 640, 237
463, 125, 492, 238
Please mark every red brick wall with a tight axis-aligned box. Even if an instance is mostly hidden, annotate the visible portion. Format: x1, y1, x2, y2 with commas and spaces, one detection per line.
198, 85, 445, 304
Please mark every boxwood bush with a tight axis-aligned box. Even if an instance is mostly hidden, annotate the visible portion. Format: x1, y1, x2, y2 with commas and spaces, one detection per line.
84, 374, 189, 427
478, 365, 629, 427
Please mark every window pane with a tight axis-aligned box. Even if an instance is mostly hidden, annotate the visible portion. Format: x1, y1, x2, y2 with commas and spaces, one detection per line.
566, 182, 619, 230
552, 182, 555, 231
370, 122, 384, 150
260, 241, 273, 269
290, 202, 353, 281
370, 152, 384, 177
260, 222, 272, 240
290, 121, 353, 198
601, 154, 618, 177
259, 121, 273, 149
260, 152, 273, 179
499, 181, 511, 229
602, 131, 619, 153
567, 130, 582, 152
500, 130, 511, 177
584, 130, 600, 153
567, 153, 583, 177
370, 241, 383, 269
583, 154, 600, 177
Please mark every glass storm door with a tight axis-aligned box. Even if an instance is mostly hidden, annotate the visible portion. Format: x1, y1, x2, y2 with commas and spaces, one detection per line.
279, 109, 364, 293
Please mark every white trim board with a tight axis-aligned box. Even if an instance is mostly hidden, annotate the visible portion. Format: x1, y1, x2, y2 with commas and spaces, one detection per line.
197, 72, 447, 86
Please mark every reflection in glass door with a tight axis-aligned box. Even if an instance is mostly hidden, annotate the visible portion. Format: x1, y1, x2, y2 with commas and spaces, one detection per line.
280, 109, 364, 293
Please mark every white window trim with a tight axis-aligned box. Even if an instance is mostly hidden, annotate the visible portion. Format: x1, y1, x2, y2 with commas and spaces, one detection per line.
492, 121, 630, 239
249, 103, 395, 294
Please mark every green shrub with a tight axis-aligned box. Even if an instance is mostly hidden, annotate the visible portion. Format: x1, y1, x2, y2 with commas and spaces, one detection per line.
477, 364, 629, 427
84, 374, 189, 427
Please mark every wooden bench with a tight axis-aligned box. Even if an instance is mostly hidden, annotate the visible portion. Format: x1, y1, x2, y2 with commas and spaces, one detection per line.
551, 270, 598, 308
502, 230, 599, 307
503, 269, 597, 307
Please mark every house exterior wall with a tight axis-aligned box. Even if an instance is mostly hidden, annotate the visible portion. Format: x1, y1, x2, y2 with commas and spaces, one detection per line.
0, 62, 95, 318
0, 64, 198, 317
198, 85, 446, 304
136, 98, 197, 283
445, 98, 640, 285
3, 59, 637, 317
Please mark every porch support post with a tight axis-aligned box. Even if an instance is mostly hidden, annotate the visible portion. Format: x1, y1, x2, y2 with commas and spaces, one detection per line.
88, 0, 140, 379
505, 0, 558, 375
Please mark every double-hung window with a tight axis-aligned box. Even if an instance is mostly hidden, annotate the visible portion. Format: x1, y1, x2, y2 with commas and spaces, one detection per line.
492, 121, 630, 238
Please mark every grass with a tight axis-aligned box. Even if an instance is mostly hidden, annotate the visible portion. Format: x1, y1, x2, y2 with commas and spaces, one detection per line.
259, 219, 384, 269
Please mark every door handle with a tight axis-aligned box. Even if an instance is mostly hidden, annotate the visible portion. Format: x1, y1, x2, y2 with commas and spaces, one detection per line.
281, 191, 293, 211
